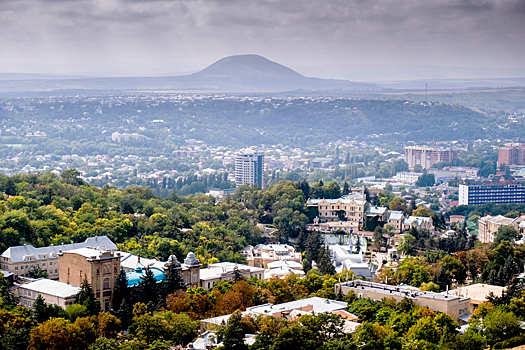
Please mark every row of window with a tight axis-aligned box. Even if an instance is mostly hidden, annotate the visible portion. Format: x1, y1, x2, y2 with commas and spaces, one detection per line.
13, 261, 58, 271
320, 205, 360, 211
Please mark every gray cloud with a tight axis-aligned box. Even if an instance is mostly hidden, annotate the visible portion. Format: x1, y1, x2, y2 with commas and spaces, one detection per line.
0, 0, 524, 76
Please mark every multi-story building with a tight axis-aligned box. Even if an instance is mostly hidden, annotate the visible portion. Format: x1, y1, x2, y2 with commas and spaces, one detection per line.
405, 146, 458, 170
458, 183, 525, 205
498, 143, 525, 167
199, 262, 264, 291
336, 280, 470, 321
478, 214, 525, 243
0, 236, 116, 280
16, 279, 79, 309
307, 193, 367, 225
235, 148, 264, 188
58, 247, 121, 312
393, 172, 423, 184
243, 244, 302, 269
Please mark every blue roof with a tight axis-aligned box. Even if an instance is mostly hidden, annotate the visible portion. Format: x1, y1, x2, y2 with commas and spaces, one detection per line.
126, 267, 165, 287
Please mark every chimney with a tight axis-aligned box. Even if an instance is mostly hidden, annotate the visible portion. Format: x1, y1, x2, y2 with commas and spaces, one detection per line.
138, 255, 141, 264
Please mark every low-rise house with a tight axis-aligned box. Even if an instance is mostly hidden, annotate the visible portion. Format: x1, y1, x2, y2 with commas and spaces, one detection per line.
402, 216, 435, 233
387, 211, 405, 234
16, 278, 79, 309
328, 244, 375, 279
202, 297, 348, 326
336, 280, 470, 321
199, 262, 264, 291
443, 283, 506, 314
264, 260, 304, 279
245, 244, 302, 269
478, 214, 525, 243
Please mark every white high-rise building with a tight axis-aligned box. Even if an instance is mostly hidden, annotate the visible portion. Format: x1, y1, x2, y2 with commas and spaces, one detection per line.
235, 148, 264, 188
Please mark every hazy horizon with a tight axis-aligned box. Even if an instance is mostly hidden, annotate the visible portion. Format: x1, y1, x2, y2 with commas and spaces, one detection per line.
1, 0, 525, 80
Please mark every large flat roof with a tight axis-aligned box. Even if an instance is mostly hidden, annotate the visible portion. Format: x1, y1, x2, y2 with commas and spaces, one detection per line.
247, 297, 347, 315
202, 297, 347, 325
442, 283, 505, 302
339, 280, 468, 302
18, 279, 80, 298
200, 262, 264, 280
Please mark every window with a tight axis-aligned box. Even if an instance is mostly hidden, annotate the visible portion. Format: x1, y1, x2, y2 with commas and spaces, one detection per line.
55, 269, 57, 274
42, 263, 45, 267
192, 273, 198, 283
103, 278, 110, 290
15, 267, 18, 271
24, 290, 27, 296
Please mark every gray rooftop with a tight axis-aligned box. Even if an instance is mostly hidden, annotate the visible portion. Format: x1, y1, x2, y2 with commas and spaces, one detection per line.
339, 280, 468, 302
18, 278, 80, 298
1, 236, 117, 263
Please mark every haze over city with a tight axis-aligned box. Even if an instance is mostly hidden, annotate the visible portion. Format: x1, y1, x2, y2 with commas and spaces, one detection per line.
1, 0, 525, 79
2, 1, 525, 350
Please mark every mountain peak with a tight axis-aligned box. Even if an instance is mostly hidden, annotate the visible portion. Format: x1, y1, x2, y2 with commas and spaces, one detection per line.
193, 54, 304, 79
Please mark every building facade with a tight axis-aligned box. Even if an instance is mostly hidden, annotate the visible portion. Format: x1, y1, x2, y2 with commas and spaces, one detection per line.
0, 236, 117, 280
58, 247, 121, 312
458, 183, 525, 206
478, 214, 525, 243
307, 193, 367, 226
16, 279, 79, 309
244, 244, 302, 269
199, 262, 264, 291
405, 146, 458, 170
336, 280, 470, 321
235, 148, 264, 188
498, 143, 525, 167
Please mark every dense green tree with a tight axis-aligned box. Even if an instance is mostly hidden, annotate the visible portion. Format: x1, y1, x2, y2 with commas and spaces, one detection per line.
76, 277, 101, 316
318, 246, 335, 275
162, 256, 184, 296
218, 310, 248, 350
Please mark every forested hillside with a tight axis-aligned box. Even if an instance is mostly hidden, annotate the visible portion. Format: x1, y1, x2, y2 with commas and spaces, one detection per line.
0, 96, 516, 158
1, 171, 525, 349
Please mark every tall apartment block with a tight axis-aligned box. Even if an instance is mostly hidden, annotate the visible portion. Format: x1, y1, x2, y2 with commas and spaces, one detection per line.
498, 143, 525, 167
235, 148, 264, 188
458, 183, 525, 206
405, 146, 458, 170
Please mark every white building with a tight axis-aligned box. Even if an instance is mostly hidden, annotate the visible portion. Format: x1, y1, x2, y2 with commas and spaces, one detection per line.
202, 297, 348, 326
244, 244, 302, 269
328, 243, 375, 279
199, 262, 265, 291
235, 148, 264, 188
16, 278, 80, 309
394, 172, 423, 184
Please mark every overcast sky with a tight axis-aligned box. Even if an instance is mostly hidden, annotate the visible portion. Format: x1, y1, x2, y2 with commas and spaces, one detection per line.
1, 0, 525, 77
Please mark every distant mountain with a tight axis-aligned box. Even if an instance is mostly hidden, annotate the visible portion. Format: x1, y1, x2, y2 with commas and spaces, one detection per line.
181, 54, 378, 91
194, 54, 303, 79
0, 54, 380, 93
